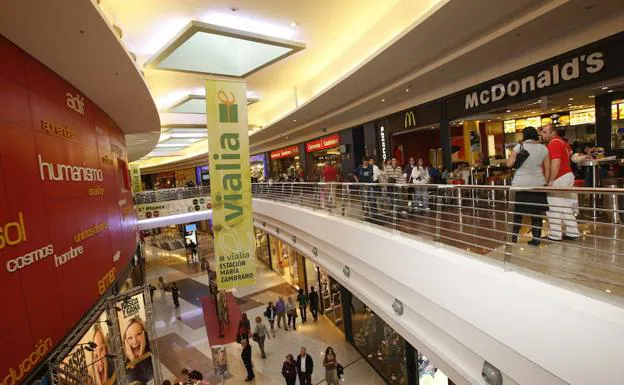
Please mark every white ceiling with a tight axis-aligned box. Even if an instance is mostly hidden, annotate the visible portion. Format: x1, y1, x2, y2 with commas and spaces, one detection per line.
99, 0, 444, 166
0, 0, 161, 161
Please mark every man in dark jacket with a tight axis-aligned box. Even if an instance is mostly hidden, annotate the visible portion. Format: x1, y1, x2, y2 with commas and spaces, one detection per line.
295, 347, 313, 385
308, 286, 319, 322
241, 339, 254, 382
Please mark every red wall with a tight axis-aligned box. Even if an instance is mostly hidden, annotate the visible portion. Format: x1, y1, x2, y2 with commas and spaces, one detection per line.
0, 35, 137, 382
392, 128, 440, 166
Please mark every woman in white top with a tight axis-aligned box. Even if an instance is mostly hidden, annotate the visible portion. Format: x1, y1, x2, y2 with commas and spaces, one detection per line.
506, 126, 551, 246
410, 158, 430, 210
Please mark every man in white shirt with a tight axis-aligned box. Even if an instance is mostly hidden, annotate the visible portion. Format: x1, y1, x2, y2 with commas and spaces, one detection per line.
369, 157, 381, 182
296, 347, 313, 385
368, 157, 381, 215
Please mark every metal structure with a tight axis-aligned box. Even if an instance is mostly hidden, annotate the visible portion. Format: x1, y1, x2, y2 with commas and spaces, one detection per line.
134, 182, 624, 297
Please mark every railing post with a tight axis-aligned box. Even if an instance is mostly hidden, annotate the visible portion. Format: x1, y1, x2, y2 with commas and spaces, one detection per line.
504, 188, 515, 267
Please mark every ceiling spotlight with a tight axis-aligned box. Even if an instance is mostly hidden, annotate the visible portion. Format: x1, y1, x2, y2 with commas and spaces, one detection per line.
290, 22, 297, 27
405, 88, 410, 93
487, 119, 491, 122
602, 86, 609, 90
568, 97, 574, 101
506, 109, 511, 113
293, 119, 297, 122
497, 117, 501, 119
381, 99, 386, 102
606, 289, 612, 293
551, 108, 555, 111
589, 95, 595, 98
608, 90, 614, 93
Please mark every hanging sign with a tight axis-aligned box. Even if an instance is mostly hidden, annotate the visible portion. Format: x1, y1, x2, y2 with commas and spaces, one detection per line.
206, 79, 256, 290
270, 145, 299, 159
305, 134, 340, 153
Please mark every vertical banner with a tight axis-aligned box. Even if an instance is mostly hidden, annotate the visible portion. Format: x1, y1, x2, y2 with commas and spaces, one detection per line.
115, 293, 155, 385
130, 163, 142, 192
206, 79, 256, 290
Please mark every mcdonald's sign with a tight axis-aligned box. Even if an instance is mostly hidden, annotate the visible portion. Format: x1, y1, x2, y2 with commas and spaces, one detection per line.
404, 111, 416, 128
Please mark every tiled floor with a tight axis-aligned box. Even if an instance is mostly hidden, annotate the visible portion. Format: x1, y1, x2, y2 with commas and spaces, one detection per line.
145, 234, 386, 385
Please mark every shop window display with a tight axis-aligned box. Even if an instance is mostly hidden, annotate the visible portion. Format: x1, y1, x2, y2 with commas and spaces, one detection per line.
319, 269, 343, 329
267, 235, 306, 289
416, 353, 448, 385
255, 229, 270, 267
305, 134, 343, 181
351, 297, 406, 384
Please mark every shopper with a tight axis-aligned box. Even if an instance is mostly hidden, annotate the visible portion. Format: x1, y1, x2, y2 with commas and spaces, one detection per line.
148, 284, 156, 302
369, 157, 382, 211
281, 354, 297, 385
188, 240, 198, 262
385, 157, 403, 211
157, 276, 167, 303
322, 161, 339, 209
286, 296, 298, 331
170, 282, 180, 308
308, 286, 319, 322
253, 316, 270, 359
542, 124, 581, 241
506, 126, 550, 246
296, 289, 308, 323
276, 296, 287, 330
241, 339, 255, 382
180, 368, 192, 385
410, 158, 430, 210
403, 157, 417, 214
237, 313, 251, 343
264, 301, 277, 337
354, 158, 374, 217
323, 347, 339, 385
296, 347, 313, 385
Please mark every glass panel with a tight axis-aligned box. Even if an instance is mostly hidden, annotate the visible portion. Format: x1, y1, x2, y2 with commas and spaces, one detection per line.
158, 31, 293, 76
168, 98, 206, 114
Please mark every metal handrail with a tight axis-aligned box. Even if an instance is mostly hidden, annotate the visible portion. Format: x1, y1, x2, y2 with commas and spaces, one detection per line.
133, 181, 624, 298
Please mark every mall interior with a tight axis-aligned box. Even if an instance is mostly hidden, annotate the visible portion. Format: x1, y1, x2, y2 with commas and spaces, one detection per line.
2, 1, 624, 385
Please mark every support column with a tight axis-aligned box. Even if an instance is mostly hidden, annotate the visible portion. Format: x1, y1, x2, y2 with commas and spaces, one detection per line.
406, 342, 418, 385
340, 286, 353, 343
439, 103, 452, 170
596, 93, 613, 150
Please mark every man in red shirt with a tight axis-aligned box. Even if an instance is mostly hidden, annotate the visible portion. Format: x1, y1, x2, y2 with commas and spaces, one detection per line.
322, 161, 338, 182
542, 124, 581, 241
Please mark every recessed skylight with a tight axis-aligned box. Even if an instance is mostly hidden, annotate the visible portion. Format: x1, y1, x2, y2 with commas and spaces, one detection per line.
164, 94, 259, 113
145, 21, 305, 78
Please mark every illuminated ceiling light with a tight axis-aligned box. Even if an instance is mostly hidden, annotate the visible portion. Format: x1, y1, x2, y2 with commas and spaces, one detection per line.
141, 18, 191, 56
569, 97, 574, 101
568, 103, 572, 106
506, 109, 512, 113
293, 119, 297, 122
202, 12, 297, 39
405, 87, 410, 93
589, 95, 595, 98
145, 21, 305, 77
497, 117, 502, 119
551, 108, 555, 111
602, 86, 609, 90
381, 99, 386, 102
608, 90, 614, 93
156, 143, 188, 148
606, 289, 612, 293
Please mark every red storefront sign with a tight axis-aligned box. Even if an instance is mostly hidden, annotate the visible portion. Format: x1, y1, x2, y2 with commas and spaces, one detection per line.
305, 133, 340, 153
270, 145, 299, 160
0, 35, 137, 381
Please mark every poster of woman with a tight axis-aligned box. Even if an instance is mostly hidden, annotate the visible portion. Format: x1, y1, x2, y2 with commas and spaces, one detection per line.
116, 293, 155, 385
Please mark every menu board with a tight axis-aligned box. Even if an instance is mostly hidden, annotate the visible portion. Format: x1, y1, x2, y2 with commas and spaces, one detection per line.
569, 107, 596, 125
0, 35, 137, 382
525, 116, 541, 128
503, 120, 516, 133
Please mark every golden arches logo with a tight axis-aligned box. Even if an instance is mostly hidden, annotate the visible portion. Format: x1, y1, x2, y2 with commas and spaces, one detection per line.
404, 111, 416, 128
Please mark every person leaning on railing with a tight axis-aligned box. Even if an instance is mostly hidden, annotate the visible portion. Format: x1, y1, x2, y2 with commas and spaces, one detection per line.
385, 157, 404, 211
506, 126, 550, 246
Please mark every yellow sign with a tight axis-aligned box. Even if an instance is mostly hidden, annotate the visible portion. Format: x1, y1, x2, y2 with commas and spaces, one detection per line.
569, 107, 596, 125
206, 79, 256, 290
404, 111, 416, 128
130, 163, 142, 192
175, 168, 196, 186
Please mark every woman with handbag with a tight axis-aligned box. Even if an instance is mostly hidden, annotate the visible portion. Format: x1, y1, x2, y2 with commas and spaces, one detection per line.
253, 316, 270, 359
323, 347, 339, 385
264, 302, 277, 337
237, 313, 251, 343
281, 354, 297, 385
506, 126, 551, 246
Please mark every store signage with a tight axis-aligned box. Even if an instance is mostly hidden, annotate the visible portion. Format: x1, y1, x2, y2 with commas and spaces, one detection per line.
66, 92, 85, 115
503, 120, 516, 134
0, 35, 137, 382
305, 134, 340, 153
136, 197, 210, 219
270, 145, 299, 159
130, 163, 142, 192
570, 107, 596, 125
445, 33, 624, 119
206, 79, 256, 290
379, 126, 387, 161
404, 111, 416, 128
465, 52, 604, 110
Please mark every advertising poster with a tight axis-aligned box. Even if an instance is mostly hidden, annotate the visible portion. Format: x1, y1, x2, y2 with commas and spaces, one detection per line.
116, 293, 154, 385
130, 163, 142, 193
60, 311, 117, 385
205, 79, 256, 290
135, 197, 210, 219
210, 345, 228, 376
450, 136, 465, 161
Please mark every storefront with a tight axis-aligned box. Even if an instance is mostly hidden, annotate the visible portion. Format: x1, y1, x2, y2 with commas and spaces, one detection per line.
153, 171, 175, 189
304, 133, 344, 181
250, 154, 267, 182
269, 145, 301, 180
255, 228, 271, 267
196, 165, 210, 185
267, 234, 307, 289
175, 167, 198, 187
318, 267, 343, 328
